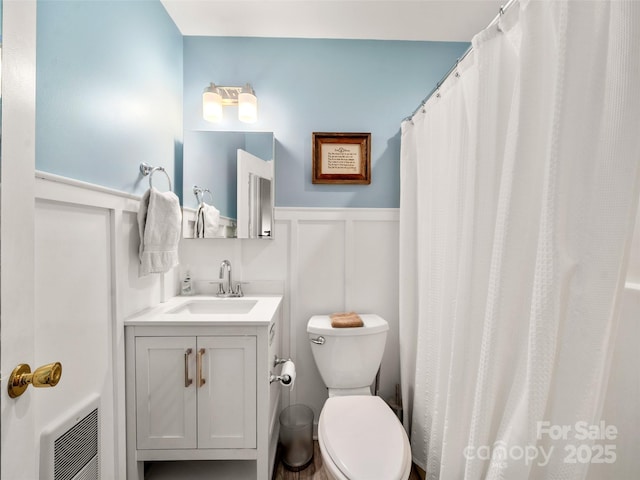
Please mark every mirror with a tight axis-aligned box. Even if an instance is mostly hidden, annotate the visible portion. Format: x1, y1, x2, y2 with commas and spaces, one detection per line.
182, 131, 274, 239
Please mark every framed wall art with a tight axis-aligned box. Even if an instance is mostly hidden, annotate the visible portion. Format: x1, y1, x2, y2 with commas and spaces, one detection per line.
312, 132, 371, 184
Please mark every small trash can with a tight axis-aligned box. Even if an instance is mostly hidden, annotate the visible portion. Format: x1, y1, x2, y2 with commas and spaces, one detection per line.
279, 404, 314, 471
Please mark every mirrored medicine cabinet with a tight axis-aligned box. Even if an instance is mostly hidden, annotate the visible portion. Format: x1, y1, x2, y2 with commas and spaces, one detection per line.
182, 130, 275, 239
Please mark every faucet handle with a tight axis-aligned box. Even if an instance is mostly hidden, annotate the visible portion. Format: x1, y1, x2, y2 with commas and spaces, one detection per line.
233, 281, 249, 297
208, 281, 226, 295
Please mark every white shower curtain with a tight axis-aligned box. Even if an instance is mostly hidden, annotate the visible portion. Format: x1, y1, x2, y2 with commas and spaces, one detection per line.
399, 1, 640, 479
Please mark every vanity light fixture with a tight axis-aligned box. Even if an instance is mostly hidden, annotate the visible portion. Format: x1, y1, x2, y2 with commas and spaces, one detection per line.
202, 84, 223, 122
202, 82, 257, 123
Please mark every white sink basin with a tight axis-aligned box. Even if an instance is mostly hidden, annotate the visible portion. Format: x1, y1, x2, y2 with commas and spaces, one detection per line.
168, 299, 258, 315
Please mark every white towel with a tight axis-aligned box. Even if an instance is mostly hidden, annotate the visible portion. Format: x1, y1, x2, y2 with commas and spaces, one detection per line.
194, 202, 221, 238
138, 187, 182, 276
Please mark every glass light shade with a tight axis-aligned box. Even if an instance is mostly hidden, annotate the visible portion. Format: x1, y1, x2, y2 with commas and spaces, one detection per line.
203, 89, 223, 122
238, 91, 258, 123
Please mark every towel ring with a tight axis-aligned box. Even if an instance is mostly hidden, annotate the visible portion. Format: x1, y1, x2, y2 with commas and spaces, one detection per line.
140, 162, 172, 191
193, 186, 214, 204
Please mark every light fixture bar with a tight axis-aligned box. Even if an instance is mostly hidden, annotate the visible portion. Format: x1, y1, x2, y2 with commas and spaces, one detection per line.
216, 86, 244, 106
202, 82, 257, 123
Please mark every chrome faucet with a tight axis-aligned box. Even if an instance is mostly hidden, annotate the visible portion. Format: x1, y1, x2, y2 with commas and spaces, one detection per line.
217, 259, 243, 297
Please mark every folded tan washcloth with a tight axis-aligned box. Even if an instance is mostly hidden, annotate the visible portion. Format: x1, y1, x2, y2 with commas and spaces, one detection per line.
330, 312, 364, 328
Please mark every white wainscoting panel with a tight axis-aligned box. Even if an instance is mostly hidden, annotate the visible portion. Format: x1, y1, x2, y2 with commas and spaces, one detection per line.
351, 219, 401, 402
292, 219, 347, 420
35, 199, 114, 478
273, 208, 400, 425
178, 236, 242, 286
120, 210, 163, 318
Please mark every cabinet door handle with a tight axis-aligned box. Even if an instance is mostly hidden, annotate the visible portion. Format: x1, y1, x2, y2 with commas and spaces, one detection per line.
197, 348, 206, 387
184, 348, 193, 387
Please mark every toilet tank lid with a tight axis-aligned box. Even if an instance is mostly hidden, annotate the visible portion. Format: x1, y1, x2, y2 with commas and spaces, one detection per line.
307, 314, 389, 336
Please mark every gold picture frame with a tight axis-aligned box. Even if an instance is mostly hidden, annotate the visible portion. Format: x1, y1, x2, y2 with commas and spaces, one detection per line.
312, 132, 371, 184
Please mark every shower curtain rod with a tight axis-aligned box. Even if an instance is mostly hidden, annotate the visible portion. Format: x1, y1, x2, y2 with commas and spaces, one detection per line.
403, 0, 517, 123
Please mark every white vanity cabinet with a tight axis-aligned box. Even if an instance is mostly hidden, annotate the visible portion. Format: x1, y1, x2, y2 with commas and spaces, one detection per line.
124, 295, 283, 480
134, 335, 256, 451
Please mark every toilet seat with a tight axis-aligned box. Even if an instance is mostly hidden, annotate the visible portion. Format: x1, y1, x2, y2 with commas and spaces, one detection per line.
318, 396, 411, 480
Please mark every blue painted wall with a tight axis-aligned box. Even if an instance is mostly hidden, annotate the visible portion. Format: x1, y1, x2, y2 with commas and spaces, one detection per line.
34, 0, 467, 207
36, 0, 183, 197
183, 131, 241, 216
184, 37, 468, 208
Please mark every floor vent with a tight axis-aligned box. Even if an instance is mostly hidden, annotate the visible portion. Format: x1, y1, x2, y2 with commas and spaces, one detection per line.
41, 396, 100, 480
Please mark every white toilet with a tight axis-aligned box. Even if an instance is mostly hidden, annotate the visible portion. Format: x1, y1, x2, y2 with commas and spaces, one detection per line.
307, 314, 412, 480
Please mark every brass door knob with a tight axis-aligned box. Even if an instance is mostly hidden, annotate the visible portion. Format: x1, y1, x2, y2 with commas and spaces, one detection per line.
8, 362, 62, 398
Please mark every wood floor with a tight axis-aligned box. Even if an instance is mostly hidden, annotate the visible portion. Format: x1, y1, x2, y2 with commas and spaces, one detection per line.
272, 441, 425, 480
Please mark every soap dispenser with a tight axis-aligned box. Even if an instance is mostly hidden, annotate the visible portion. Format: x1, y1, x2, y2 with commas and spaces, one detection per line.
181, 269, 194, 296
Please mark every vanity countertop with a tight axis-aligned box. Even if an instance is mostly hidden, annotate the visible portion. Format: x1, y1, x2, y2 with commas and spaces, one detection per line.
124, 294, 282, 327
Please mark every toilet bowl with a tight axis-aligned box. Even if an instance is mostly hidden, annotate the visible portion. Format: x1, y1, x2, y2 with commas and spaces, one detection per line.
307, 314, 412, 480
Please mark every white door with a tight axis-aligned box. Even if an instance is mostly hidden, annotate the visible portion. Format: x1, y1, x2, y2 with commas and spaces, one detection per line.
197, 336, 257, 449
1, 1, 39, 479
135, 336, 198, 450
236, 149, 274, 238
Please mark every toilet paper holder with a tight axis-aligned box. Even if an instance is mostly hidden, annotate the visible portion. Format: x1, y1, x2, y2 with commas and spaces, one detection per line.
269, 356, 293, 385
273, 355, 290, 367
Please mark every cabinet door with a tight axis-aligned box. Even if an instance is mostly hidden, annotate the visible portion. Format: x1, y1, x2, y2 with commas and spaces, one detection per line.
197, 336, 257, 448
135, 337, 197, 449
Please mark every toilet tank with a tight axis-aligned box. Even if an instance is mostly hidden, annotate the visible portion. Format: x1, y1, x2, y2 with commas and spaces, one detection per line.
307, 314, 388, 392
